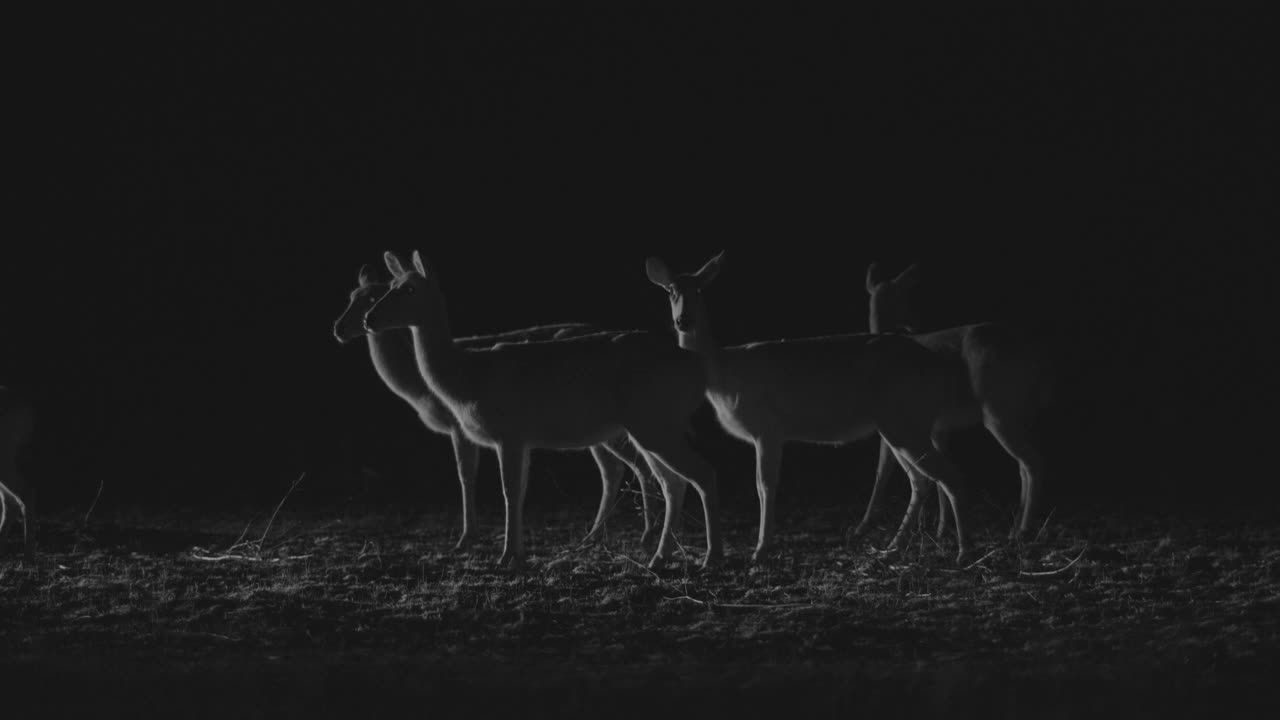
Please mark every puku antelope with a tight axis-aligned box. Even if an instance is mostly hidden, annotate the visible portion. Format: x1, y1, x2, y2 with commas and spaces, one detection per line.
0, 386, 33, 547
363, 251, 720, 570
855, 262, 1055, 541
645, 251, 976, 563
334, 264, 657, 548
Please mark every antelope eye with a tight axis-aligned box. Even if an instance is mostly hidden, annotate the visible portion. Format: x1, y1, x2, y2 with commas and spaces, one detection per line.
404, 285, 416, 294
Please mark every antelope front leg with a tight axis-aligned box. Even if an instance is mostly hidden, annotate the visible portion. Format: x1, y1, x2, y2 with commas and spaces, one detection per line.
885, 453, 927, 554
1014, 458, 1047, 542
629, 427, 718, 569
752, 437, 783, 561
932, 433, 953, 539
986, 419, 1048, 542
642, 455, 688, 569
583, 445, 625, 545
636, 449, 657, 546
600, 440, 656, 545
650, 430, 721, 566
899, 445, 973, 564
0, 480, 28, 551
495, 443, 530, 570
1014, 466, 1029, 540
853, 438, 899, 537
450, 432, 481, 550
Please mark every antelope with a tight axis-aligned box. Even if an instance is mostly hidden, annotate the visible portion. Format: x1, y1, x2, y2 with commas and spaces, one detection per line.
334, 264, 657, 548
363, 251, 720, 570
0, 386, 33, 547
645, 251, 976, 563
855, 262, 1055, 541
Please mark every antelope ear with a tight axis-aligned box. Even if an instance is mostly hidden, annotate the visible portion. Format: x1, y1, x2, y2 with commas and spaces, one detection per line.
645, 257, 675, 289
411, 250, 428, 277
866, 262, 886, 293
357, 264, 382, 287
894, 263, 921, 289
693, 250, 725, 288
384, 251, 408, 279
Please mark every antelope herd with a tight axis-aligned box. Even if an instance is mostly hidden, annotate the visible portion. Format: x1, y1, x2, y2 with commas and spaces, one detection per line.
334, 251, 1055, 569
0, 251, 1054, 571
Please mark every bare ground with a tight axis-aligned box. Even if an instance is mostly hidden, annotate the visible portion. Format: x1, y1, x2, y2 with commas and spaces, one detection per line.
2, 501, 1278, 718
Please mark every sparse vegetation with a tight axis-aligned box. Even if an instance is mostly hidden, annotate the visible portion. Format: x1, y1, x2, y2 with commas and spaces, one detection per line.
2, 501, 1277, 718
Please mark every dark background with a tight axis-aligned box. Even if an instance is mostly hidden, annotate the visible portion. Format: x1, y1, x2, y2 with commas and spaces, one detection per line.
4, 5, 1273, 520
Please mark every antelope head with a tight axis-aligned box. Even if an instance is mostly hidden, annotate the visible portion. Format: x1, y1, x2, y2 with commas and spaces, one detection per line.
363, 250, 441, 333
865, 261, 923, 334
333, 264, 390, 343
644, 250, 725, 348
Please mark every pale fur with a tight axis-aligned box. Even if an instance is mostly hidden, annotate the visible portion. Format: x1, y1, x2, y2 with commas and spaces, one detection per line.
364, 251, 719, 570
333, 266, 656, 548
646, 252, 976, 563
856, 262, 1054, 541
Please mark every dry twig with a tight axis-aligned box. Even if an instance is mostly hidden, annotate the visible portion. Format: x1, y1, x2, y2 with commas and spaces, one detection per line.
187, 472, 307, 563
1019, 546, 1087, 578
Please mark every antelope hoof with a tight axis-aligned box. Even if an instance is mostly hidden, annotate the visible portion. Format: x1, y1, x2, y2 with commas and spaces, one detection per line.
498, 552, 528, 572
845, 525, 876, 550
453, 533, 477, 552
878, 543, 903, 560
639, 526, 656, 547
884, 534, 909, 554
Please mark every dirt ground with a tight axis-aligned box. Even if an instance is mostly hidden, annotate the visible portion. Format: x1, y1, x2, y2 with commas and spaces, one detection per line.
2, 499, 1278, 719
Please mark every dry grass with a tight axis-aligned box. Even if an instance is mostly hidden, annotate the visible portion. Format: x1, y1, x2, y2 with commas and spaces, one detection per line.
2, 501, 1278, 718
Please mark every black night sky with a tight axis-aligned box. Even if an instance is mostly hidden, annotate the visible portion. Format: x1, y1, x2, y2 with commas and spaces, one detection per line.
6, 5, 1274, 515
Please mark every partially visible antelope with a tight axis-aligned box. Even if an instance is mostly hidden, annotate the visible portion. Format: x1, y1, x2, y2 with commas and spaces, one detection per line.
855, 262, 1055, 542
334, 264, 656, 549
0, 386, 33, 547
645, 252, 976, 563
364, 251, 720, 570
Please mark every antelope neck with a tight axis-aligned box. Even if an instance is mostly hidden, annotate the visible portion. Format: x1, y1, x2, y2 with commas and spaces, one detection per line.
405, 292, 470, 408
681, 328, 727, 390
365, 330, 430, 405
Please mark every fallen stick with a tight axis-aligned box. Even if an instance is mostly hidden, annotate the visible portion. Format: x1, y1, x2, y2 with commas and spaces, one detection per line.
190, 550, 314, 563
1019, 547, 1088, 578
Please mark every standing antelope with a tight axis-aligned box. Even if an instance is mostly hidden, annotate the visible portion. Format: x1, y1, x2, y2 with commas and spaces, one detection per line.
363, 251, 720, 570
855, 262, 1055, 541
334, 264, 656, 548
644, 251, 976, 563
0, 386, 33, 546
